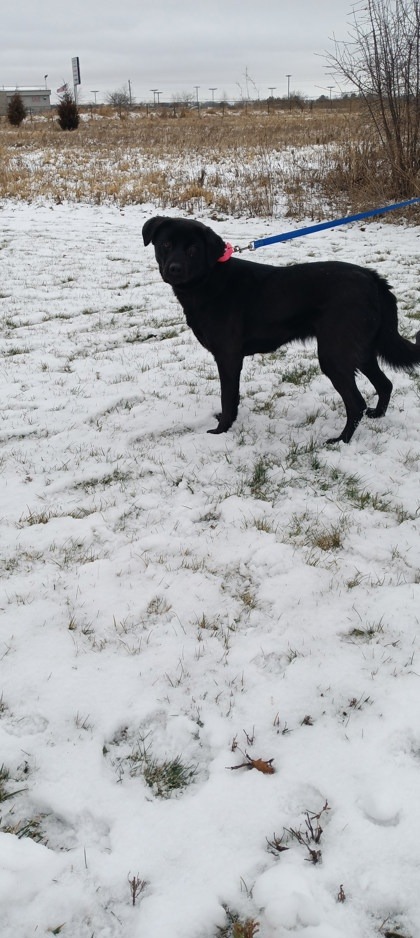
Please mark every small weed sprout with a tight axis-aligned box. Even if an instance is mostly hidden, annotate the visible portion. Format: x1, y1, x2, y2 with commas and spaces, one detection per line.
128, 873, 148, 906
146, 595, 172, 616
283, 800, 330, 864
217, 906, 259, 938
266, 832, 290, 856
313, 525, 343, 551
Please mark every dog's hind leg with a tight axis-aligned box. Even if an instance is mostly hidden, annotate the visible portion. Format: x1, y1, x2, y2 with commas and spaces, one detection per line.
318, 353, 367, 444
359, 356, 393, 418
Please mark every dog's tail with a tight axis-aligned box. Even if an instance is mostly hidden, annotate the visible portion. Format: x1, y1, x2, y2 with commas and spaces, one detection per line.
375, 273, 420, 370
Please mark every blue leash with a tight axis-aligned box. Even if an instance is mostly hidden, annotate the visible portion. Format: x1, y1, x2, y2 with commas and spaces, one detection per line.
237, 197, 420, 252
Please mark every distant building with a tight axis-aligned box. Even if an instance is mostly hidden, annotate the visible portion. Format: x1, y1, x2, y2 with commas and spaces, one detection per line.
0, 86, 51, 116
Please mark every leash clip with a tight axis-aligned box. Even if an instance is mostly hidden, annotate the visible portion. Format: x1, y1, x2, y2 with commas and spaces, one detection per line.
233, 242, 255, 254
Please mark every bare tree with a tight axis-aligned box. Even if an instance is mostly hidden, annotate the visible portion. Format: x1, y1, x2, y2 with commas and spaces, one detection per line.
106, 86, 131, 116
327, 0, 420, 196
236, 67, 260, 102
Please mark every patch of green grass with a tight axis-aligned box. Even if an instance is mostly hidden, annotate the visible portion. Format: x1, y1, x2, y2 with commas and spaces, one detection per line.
0, 765, 26, 804
125, 740, 197, 798
3, 815, 47, 844
0, 765, 11, 803
73, 467, 133, 491
325, 467, 391, 513
140, 755, 197, 798
288, 510, 346, 551
284, 438, 318, 468
4, 346, 30, 356
50, 538, 102, 568
282, 363, 318, 386
248, 456, 272, 499
107, 730, 198, 798
346, 620, 384, 642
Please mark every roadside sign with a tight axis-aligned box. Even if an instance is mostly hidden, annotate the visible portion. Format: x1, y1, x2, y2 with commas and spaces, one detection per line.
72, 57, 81, 86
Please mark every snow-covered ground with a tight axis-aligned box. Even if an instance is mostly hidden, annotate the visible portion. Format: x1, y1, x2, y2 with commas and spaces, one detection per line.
1, 200, 420, 938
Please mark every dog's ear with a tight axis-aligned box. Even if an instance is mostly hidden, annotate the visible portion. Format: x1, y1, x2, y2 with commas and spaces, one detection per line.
142, 216, 169, 246
203, 224, 227, 265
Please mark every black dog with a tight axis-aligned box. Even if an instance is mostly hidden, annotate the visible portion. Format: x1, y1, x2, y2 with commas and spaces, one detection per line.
143, 216, 420, 443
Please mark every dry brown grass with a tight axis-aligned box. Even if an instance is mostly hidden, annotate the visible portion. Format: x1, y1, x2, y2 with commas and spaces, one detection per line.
1, 103, 419, 219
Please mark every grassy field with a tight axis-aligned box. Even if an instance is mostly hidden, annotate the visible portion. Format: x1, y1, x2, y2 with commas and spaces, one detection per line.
1, 199, 420, 938
1, 93, 420, 935
3, 103, 415, 220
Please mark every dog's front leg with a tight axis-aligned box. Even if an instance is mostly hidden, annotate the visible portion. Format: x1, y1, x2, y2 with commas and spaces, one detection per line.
208, 355, 243, 434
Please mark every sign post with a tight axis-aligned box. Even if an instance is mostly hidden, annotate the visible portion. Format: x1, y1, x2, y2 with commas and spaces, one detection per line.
72, 56, 81, 103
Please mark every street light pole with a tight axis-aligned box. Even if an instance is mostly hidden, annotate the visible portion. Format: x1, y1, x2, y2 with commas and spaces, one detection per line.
268, 87, 276, 113
286, 74, 292, 110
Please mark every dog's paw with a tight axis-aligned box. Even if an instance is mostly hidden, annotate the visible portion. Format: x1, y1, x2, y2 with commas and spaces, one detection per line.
207, 424, 227, 434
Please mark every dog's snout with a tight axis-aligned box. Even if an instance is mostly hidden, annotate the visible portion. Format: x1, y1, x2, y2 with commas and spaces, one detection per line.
168, 261, 182, 276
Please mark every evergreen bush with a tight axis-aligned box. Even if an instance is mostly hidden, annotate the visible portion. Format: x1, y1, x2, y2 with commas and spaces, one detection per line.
57, 90, 80, 131
7, 93, 27, 126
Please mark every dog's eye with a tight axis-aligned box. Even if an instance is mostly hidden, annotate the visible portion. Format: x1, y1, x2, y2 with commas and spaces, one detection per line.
162, 241, 172, 251
186, 245, 197, 258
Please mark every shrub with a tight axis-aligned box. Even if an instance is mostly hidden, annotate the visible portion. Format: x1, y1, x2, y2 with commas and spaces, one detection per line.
57, 90, 80, 131
7, 93, 26, 126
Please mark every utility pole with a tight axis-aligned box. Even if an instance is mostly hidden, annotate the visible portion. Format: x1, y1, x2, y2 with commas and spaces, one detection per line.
209, 87, 217, 104
128, 79, 132, 106
90, 90, 99, 105
194, 85, 200, 109
268, 87, 276, 113
286, 74, 292, 110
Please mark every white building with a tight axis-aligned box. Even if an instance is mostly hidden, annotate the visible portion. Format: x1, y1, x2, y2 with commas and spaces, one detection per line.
0, 86, 51, 116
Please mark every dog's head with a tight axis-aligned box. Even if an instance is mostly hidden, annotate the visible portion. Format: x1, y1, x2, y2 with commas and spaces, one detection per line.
142, 216, 226, 287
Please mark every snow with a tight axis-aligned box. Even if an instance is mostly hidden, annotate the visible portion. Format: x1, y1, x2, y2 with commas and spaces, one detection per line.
0, 199, 420, 938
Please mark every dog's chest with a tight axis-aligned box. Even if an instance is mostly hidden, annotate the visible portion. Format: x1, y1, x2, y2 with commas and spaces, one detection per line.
185, 310, 214, 352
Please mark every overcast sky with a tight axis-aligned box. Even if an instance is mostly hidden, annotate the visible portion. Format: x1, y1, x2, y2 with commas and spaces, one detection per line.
2, 0, 356, 104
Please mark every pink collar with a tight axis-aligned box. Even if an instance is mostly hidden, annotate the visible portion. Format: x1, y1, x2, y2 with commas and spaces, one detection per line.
217, 242, 234, 263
